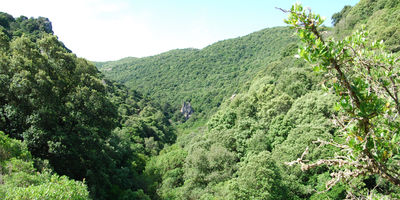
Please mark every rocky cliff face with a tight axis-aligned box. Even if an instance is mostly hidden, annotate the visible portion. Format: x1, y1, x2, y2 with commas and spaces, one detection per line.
180, 102, 194, 120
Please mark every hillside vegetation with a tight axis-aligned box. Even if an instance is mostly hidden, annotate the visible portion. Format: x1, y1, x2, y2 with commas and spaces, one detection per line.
0, 12, 174, 200
1, 0, 400, 199
333, 0, 400, 52
96, 27, 298, 121
99, 0, 400, 199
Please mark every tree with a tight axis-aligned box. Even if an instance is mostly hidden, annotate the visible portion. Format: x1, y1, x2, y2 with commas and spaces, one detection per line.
331, 5, 352, 26
0, 29, 124, 199
0, 131, 90, 200
283, 3, 400, 195
229, 151, 288, 200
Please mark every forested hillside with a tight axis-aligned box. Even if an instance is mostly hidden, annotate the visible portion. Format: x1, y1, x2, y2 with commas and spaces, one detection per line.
97, 0, 400, 124
99, 0, 400, 199
96, 27, 298, 121
0, 12, 174, 199
333, 0, 400, 52
1, 0, 400, 199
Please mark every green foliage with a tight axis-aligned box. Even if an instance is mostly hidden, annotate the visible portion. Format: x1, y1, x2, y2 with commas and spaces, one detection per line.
142, 1, 400, 198
285, 2, 400, 197
147, 69, 342, 199
0, 11, 53, 41
2, 0, 400, 198
228, 151, 288, 200
333, 0, 400, 52
144, 144, 187, 199
106, 80, 176, 156
331, 5, 352, 26
0, 12, 175, 200
0, 131, 90, 200
97, 27, 298, 121
2, 174, 89, 200
0, 32, 120, 198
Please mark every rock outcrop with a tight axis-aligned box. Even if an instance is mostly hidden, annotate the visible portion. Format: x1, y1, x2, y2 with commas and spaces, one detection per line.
180, 102, 194, 120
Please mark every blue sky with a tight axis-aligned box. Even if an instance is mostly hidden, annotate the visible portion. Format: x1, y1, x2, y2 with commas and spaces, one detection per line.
1, 0, 359, 61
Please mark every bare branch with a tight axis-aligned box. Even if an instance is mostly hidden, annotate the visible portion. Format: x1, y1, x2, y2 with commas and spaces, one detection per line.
275, 7, 289, 13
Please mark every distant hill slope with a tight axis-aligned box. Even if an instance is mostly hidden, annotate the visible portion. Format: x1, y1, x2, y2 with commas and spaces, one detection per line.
96, 27, 297, 120
142, 0, 400, 199
333, 0, 400, 52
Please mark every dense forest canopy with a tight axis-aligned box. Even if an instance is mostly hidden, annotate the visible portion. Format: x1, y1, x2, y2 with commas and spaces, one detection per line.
285, 2, 400, 196
1, 0, 400, 199
0, 12, 174, 199
95, 27, 298, 122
